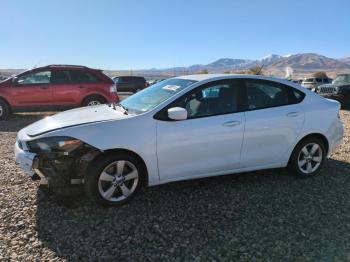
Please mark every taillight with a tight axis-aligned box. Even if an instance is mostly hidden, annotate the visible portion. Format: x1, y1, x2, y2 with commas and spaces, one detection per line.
110, 84, 117, 93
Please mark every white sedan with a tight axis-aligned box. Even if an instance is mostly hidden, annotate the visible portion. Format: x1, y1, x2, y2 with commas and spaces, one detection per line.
15, 74, 344, 206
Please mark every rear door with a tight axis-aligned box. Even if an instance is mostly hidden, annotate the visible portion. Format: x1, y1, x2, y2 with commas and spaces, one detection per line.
11, 70, 53, 109
240, 79, 305, 168
50, 69, 76, 107
52, 69, 103, 107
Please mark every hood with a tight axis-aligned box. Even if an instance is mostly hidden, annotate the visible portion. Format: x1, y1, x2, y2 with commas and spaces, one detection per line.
0, 78, 12, 86
25, 104, 128, 137
318, 83, 334, 88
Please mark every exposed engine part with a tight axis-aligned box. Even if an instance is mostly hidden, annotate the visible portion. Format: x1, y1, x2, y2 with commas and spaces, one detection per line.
32, 144, 100, 196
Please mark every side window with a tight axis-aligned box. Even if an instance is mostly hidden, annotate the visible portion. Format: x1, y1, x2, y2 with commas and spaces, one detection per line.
291, 88, 305, 103
17, 71, 51, 84
85, 72, 101, 83
245, 80, 289, 110
316, 78, 322, 83
51, 70, 70, 84
137, 77, 145, 84
69, 70, 100, 83
124, 77, 133, 83
116, 77, 126, 83
173, 80, 238, 119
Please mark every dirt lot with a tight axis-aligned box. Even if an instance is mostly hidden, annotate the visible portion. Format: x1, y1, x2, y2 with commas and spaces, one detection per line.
0, 111, 349, 261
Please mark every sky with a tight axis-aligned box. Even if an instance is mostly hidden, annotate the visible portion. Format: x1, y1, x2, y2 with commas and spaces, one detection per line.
0, 0, 349, 69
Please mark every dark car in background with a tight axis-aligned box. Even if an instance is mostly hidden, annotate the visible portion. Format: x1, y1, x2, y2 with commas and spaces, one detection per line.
0, 65, 118, 120
113, 76, 148, 93
317, 74, 350, 107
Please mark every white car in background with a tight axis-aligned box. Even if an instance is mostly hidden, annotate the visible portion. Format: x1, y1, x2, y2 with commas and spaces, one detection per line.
15, 74, 344, 206
301, 77, 331, 91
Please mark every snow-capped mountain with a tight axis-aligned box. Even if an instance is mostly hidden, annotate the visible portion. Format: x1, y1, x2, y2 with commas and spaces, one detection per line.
258, 54, 282, 64
143, 53, 350, 74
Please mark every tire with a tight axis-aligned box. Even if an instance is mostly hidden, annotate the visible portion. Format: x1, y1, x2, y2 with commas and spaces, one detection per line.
341, 93, 350, 109
84, 153, 144, 207
0, 99, 10, 120
82, 95, 107, 107
288, 137, 326, 178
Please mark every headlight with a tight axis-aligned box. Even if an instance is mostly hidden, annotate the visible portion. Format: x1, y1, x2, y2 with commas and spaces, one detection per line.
27, 136, 82, 153
334, 86, 340, 94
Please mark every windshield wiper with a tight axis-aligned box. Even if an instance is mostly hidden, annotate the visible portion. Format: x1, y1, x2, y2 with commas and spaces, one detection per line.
117, 103, 129, 115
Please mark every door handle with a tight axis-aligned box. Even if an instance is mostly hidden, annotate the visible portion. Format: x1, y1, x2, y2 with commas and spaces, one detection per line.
41, 85, 48, 89
79, 85, 87, 89
286, 112, 300, 117
222, 120, 241, 127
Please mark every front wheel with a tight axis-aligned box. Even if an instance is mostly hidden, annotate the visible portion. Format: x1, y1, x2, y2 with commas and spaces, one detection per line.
0, 99, 10, 120
85, 153, 144, 207
341, 93, 350, 109
289, 138, 326, 177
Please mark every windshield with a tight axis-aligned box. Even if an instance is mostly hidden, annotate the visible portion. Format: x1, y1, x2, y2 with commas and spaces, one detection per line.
120, 78, 197, 114
333, 75, 350, 84
303, 78, 315, 83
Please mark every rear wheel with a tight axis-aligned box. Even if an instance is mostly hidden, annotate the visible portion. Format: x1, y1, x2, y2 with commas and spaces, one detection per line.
289, 138, 326, 177
82, 95, 106, 107
85, 153, 144, 207
0, 99, 10, 120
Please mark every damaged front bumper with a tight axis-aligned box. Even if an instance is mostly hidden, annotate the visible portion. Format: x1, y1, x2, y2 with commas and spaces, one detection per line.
15, 137, 99, 194
14, 140, 37, 177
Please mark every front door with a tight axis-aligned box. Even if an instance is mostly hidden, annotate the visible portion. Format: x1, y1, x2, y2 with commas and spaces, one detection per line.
156, 79, 245, 182
11, 70, 53, 110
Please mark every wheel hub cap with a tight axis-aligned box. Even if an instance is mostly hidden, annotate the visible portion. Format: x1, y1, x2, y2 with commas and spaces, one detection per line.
97, 160, 139, 202
297, 143, 323, 174
88, 101, 100, 106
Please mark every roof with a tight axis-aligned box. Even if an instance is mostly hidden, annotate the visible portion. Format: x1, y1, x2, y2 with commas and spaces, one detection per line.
174, 73, 307, 92
175, 73, 279, 82
174, 74, 231, 81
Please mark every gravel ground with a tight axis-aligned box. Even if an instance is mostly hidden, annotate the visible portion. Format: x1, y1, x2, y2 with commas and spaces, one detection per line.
0, 111, 349, 261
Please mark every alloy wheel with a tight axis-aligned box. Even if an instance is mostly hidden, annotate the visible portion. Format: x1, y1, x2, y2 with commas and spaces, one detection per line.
297, 143, 323, 174
87, 100, 101, 106
97, 160, 139, 202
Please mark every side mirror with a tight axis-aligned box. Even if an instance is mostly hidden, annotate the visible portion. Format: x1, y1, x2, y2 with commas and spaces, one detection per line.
12, 77, 18, 83
167, 107, 187, 121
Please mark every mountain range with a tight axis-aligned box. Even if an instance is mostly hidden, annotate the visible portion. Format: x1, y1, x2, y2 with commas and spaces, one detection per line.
153, 53, 350, 75
1, 53, 350, 78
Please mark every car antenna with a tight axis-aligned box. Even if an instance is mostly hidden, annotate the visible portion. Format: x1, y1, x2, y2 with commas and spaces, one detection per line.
32, 61, 40, 69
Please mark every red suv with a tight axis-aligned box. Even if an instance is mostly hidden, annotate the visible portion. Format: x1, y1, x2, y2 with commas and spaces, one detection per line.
0, 65, 119, 120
